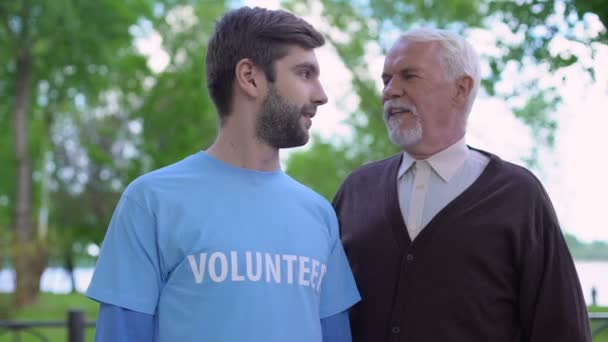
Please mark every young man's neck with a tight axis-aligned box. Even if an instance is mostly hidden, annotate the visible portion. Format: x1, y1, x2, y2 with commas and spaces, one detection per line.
207, 127, 281, 172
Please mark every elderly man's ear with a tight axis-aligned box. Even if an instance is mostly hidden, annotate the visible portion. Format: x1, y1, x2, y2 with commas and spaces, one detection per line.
454, 75, 474, 104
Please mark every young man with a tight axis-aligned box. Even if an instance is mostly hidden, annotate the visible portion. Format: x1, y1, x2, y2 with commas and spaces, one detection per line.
87, 7, 360, 342
333, 28, 591, 341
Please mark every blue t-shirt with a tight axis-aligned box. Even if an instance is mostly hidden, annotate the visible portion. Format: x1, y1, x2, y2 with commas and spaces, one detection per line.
87, 151, 360, 342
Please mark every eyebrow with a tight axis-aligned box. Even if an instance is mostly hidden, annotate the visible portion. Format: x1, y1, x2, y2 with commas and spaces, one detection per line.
292, 62, 320, 77
382, 67, 422, 81
401, 67, 422, 73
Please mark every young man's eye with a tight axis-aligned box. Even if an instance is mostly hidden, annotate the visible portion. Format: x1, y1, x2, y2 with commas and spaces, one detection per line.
301, 70, 311, 79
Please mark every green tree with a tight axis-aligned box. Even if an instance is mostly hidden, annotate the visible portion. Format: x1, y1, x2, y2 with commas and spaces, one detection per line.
1, 0, 232, 305
131, 2, 228, 175
0, 0, 152, 306
564, 233, 608, 260
47, 107, 138, 291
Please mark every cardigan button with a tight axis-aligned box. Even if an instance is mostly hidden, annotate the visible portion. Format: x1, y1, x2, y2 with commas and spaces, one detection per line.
406, 253, 414, 262
391, 326, 401, 334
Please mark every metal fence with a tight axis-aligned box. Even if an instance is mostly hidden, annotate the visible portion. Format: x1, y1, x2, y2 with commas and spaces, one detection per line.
0, 311, 606, 341
0, 310, 95, 342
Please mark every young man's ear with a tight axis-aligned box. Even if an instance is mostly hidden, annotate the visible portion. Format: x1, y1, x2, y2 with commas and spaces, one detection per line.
453, 75, 474, 105
235, 58, 265, 98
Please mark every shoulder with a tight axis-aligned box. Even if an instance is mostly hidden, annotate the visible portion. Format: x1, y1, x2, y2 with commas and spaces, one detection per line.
284, 175, 335, 214
494, 155, 545, 192
473, 147, 551, 203
122, 153, 202, 206
342, 154, 402, 187
283, 175, 340, 236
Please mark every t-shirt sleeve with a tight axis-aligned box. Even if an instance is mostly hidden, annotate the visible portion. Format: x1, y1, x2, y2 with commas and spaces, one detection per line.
319, 212, 361, 318
321, 310, 352, 342
95, 302, 155, 341
86, 191, 163, 315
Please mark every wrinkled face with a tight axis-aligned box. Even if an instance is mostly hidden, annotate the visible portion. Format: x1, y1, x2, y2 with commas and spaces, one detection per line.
381, 39, 462, 152
256, 46, 328, 149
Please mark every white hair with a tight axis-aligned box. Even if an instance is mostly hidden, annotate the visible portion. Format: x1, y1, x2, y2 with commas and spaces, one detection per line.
399, 28, 481, 116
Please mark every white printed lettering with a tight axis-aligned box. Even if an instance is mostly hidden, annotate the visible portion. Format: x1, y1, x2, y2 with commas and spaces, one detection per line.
231, 251, 245, 281
246, 251, 262, 281
310, 258, 320, 289
188, 250, 327, 289
187, 253, 207, 284
316, 263, 327, 292
282, 254, 297, 284
265, 253, 281, 283
299, 256, 311, 286
209, 252, 228, 282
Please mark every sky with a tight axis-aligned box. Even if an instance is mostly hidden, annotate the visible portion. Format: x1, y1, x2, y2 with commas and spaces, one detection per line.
137, 0, 608, 242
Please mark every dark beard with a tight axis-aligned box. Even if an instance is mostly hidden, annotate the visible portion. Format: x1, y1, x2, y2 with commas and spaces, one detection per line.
255, 85, 309, 149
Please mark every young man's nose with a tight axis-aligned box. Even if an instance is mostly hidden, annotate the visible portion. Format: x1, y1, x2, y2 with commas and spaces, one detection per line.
313, 83, 328, 106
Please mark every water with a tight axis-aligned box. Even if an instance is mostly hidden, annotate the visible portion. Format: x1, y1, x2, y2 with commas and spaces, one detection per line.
575, 261, 608, 306
0, 267, 93, 294
1, 262, 607, 306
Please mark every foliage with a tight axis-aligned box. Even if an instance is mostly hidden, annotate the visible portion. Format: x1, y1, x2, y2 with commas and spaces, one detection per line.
565, 233, 608, 261
131, 1, 228, 175
0, 0, 234, 303
0, 0, 183, 304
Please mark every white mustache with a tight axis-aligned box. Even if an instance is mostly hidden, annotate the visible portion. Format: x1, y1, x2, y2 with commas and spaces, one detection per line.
383, 100, 417, 119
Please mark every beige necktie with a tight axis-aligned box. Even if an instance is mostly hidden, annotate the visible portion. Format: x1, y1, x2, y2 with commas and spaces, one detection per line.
407, 160, 432, 241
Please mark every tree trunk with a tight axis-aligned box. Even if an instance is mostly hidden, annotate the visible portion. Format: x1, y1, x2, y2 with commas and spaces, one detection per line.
12, 47, 46, 307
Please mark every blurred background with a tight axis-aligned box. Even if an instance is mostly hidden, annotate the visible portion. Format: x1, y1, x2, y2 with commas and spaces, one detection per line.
1, 0, 607, 340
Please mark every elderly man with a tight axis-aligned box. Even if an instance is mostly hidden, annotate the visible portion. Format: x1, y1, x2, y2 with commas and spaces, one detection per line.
333, 28, 591, 342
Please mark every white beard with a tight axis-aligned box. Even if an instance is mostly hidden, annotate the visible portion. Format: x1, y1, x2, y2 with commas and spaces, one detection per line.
385, 113, 423, 148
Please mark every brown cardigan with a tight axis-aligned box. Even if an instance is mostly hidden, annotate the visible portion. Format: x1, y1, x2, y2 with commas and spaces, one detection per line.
333, 149, 591, 342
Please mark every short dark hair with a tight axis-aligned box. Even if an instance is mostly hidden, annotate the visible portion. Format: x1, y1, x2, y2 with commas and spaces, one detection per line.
205, 7, 325, 119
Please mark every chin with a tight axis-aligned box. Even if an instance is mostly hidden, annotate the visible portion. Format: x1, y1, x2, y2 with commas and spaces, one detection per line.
389, 128, 422, 149
292, 134, 310, 148
276, 133, 309, 149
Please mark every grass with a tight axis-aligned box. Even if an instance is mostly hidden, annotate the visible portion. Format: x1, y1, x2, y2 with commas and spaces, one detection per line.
0, 292, 98, 342
591, 306, 608, 342
0, 293, 607, 341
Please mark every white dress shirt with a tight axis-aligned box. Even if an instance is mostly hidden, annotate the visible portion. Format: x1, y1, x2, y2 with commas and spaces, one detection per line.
397, 137, 490, 241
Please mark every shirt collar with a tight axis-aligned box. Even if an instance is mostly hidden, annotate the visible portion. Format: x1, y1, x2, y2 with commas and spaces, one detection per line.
397, 136, 469, 183
397, 152, 416, 180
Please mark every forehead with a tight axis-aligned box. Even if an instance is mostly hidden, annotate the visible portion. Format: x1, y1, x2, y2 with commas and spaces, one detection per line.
275, 45, 319, 68
383, 39, 441, 72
